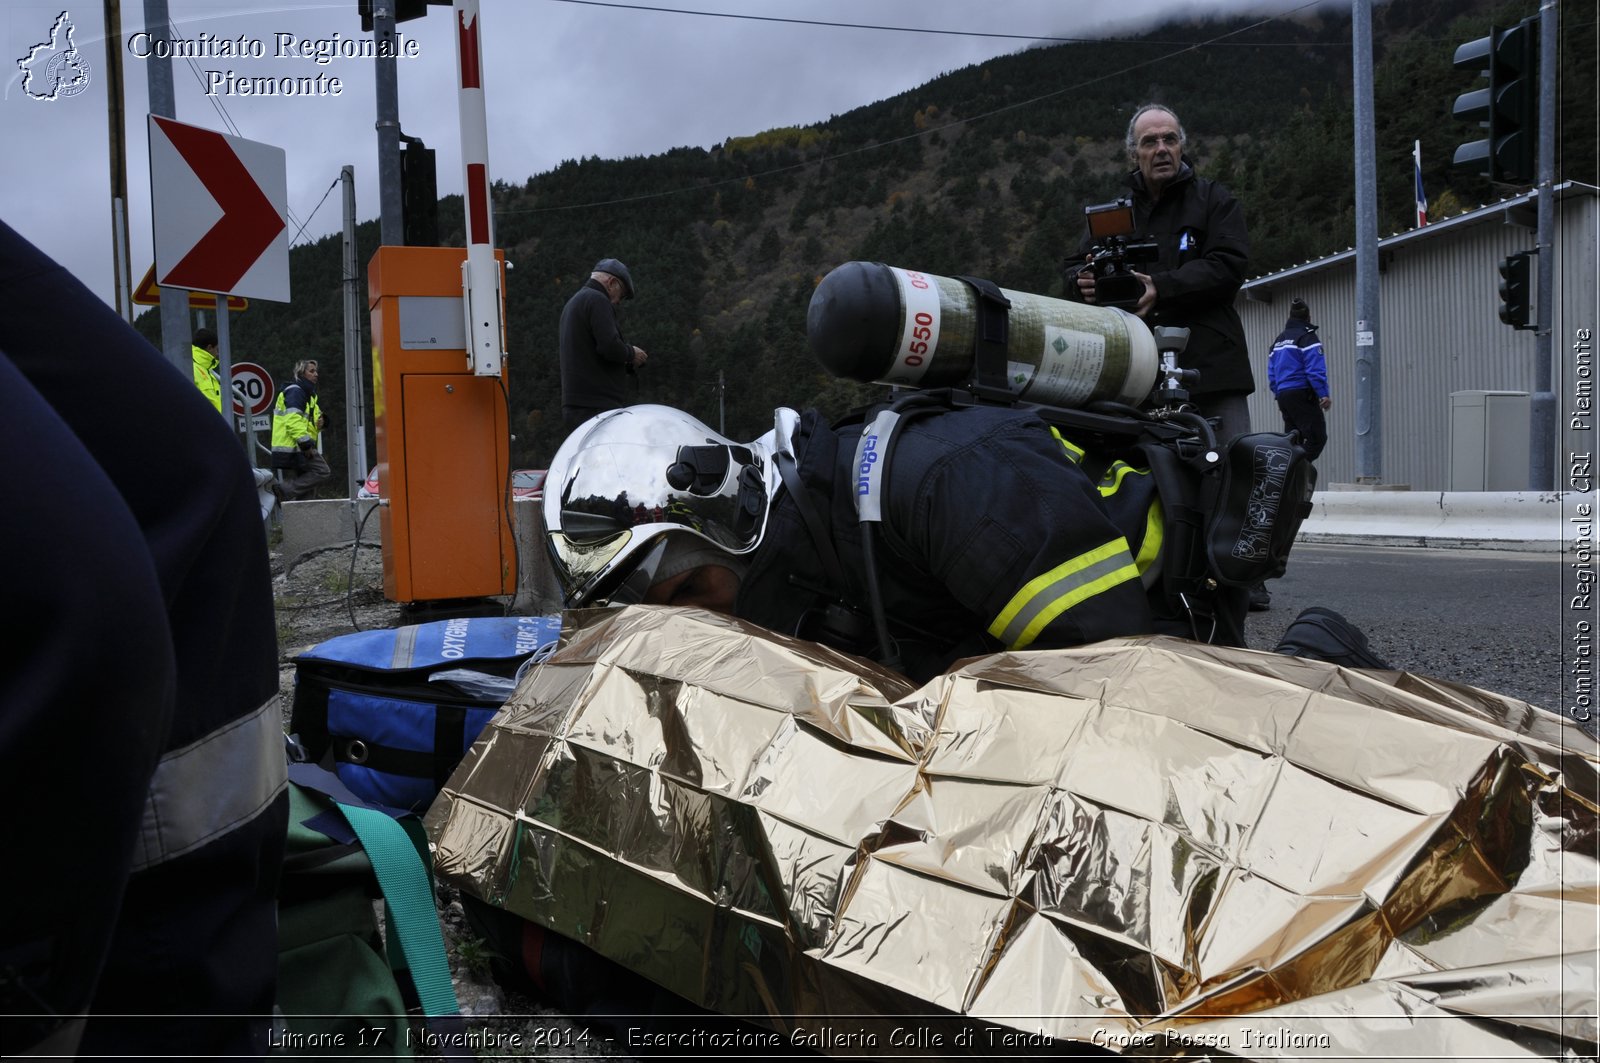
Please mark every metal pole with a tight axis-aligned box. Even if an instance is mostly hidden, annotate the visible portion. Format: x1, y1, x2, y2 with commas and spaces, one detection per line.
342, 165, 369, 496
374, 4, 403, 246
105, 0, 133, 322
216, 302, 249, 462
112, 200, 133, 323
718, 369, 725, 434
1352, 0, 1383, 483
143, 0, 188, 372
1530, 0, 1558, 489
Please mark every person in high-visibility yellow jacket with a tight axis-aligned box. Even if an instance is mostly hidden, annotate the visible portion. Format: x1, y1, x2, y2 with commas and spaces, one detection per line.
271, 359, 331, 500
191, 327, 223, 413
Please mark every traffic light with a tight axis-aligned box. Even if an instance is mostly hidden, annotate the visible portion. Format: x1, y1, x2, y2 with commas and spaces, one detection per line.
401, 140, 439, 247
1451, 17, 1539, 184
358, 0, 451, 33
1497, 251, 1532, 329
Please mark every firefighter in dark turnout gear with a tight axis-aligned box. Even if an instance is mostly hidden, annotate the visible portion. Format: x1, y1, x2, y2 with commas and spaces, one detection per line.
545, 404, 1245, 684
0, 220, 286, 1057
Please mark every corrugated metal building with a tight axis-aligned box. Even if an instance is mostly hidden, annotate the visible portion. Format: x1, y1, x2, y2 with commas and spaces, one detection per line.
1234, 182, 1598, 490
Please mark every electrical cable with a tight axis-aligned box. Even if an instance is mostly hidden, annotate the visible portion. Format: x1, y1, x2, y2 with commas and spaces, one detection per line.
499, 0, 1329, 216
345, 498, 381, 632
164, 19, 311, 239
163, 19, 243, 139
546, 0, 1351, 47
549, 0, 1102, 43
280, 592, 370, 613
285, 177, 341, 248
160, 19, 372, 247
496, 375, 521, 618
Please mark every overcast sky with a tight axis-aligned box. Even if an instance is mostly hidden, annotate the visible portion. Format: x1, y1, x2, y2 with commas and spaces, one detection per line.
2, 0, 1323, 309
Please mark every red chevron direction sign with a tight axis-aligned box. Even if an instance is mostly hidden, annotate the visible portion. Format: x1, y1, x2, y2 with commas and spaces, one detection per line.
148, 116, 290, 302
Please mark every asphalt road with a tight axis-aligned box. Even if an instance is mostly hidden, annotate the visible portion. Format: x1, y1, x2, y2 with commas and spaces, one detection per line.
1242, 542, 1574, 726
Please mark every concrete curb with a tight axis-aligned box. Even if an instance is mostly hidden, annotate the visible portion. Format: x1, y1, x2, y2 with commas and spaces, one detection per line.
1298, 490, 1570, 552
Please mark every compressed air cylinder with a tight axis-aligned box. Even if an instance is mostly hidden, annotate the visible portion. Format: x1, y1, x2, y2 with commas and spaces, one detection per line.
807, 261, 1158, 408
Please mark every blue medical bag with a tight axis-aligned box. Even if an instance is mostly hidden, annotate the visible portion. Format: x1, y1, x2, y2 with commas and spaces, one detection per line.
289, 614, 562, 813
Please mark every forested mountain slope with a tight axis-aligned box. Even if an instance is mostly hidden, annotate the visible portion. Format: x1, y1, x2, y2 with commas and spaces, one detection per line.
138, 0, 1595, 485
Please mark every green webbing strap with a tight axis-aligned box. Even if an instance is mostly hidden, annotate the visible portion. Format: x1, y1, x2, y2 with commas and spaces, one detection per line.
337, 802, 461, 1022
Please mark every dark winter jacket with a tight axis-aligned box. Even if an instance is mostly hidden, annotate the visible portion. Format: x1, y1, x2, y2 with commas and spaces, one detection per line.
1068, 161, 1254, 396
559, 278, 634, 409
736, 405, 1205, 682
1, 219, 287, 1057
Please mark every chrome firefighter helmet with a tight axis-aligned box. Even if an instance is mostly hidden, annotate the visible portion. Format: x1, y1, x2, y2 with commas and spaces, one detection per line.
543, 405, 797, 607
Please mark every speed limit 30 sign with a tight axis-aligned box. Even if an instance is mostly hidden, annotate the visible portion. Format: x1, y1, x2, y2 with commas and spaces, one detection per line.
230, 361, 275, 417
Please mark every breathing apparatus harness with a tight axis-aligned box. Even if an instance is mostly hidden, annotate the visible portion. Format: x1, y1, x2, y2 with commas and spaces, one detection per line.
794, 274, 1315, 672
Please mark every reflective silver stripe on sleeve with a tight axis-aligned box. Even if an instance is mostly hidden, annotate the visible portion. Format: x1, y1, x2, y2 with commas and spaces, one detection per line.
131, 698, 288, 872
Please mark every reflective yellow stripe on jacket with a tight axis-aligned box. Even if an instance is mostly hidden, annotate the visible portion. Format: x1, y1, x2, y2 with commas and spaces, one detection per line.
988, 536, 1141, 649
1134, 497, 1164, 586
1050, 426, 1165, 586
1051, 427, 1087, 464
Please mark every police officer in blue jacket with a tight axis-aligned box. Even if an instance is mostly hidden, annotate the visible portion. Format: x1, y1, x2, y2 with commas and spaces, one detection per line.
1267, 298, 1331, 460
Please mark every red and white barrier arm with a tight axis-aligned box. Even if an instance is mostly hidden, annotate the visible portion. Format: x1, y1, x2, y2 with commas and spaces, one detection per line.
453, 0, 505, 376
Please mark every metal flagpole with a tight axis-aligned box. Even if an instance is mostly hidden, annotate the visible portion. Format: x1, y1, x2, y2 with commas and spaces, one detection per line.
1413, 140, 1427, 228
342, 165, 369, 496
143, 0, 189, 372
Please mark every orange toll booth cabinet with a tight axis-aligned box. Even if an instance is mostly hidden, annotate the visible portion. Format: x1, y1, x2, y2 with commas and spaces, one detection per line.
368, 246, 515, 603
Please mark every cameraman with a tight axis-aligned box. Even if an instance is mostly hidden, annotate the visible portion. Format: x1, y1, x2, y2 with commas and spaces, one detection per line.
1065, 104, 1254, 448
1066, 104, 1268, 609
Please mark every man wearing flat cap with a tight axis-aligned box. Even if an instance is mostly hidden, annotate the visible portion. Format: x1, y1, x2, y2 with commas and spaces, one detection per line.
559, 257, 649, 429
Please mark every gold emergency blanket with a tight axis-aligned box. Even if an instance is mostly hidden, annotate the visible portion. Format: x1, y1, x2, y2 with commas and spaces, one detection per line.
426, 606, 1599, 1058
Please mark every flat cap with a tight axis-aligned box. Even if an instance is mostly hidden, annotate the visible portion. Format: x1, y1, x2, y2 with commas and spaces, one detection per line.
593, 258, 635, 299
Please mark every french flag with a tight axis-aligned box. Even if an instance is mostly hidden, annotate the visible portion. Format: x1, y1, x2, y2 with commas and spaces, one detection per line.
1414, 140, 1427, 227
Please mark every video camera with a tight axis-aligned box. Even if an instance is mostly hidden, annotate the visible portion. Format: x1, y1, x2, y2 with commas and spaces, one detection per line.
1074, 199, 1160, 312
